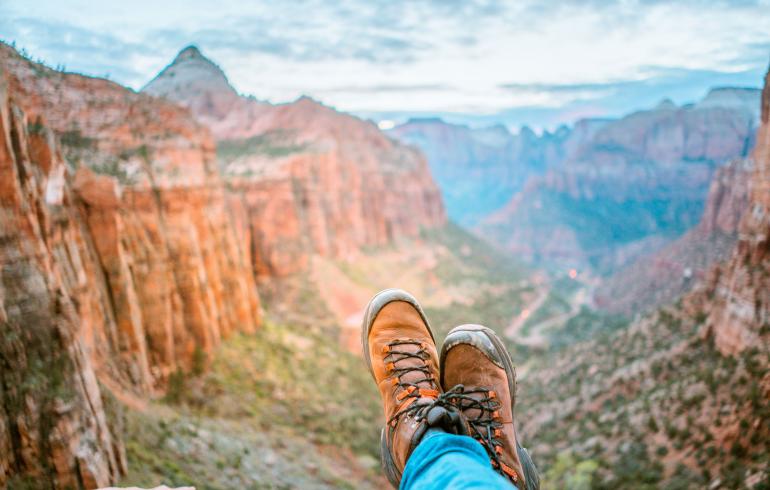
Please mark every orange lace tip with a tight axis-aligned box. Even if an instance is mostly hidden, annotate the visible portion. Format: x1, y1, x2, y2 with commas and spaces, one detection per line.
488, 390, 496, 398
397, 396, 417, 412
397, 386, 416, 400
495, 446, 503, 455
382, 345, 391, 354
386, 362, 395, 372
494, 429, 502, 437
391, 378, 399, 386
501, 463, 518, 481
492, 410, 500, 419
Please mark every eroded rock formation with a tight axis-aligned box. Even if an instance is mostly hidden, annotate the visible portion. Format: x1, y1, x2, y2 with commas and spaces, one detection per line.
0, 42, 447, 487
699, 67, 770, 355
0, 76, 123, 489
596, 158, 752, 315
0, 42, 261, 487
144, 47, 446, 277
478, 89, 760, 273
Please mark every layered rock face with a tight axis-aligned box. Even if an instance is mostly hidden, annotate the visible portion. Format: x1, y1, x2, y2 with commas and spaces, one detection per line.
389, 118, 608, 226
144, 47, 446, 277
0, 77, 123, 489
479, 89, 760, 273
1, 43, 262, 390
699, 69, 770, 355
1, 43, 261, 486
596, 158, 752, 314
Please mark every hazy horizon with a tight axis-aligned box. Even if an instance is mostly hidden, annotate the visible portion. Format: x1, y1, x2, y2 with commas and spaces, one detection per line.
2, 0, 769, 129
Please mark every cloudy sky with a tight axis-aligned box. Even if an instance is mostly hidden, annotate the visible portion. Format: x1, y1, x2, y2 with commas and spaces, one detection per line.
2, 0, 769, 129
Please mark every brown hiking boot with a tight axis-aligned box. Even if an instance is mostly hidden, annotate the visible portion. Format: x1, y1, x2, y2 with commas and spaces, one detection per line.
440, 324, 540, 489
362, 289, 467, 488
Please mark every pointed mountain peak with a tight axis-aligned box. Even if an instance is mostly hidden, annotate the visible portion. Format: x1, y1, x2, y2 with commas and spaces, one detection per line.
142, 44, 237, 102
165, 44, 222, 74
175, 45, 204, 62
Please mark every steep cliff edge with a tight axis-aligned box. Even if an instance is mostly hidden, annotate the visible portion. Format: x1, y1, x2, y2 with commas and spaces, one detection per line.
144, 47, 446, 277
1, 42, 448, 488
388, 119, 595, 226
697, 67, 770, 356
0, 76, 123, 489
1, 43, 261, 392
0, 43, 261, 487
596, 158, 752, 315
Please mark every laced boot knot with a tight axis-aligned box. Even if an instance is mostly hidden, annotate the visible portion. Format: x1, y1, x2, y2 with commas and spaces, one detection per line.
384, 340, 467, 436
443, 384, 521, 484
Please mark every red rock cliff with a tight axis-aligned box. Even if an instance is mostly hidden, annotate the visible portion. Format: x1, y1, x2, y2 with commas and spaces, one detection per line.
0, 76, 123, 489
595, 158, 752, 315
1, 42, 448, 487
144, 47, 446, 277
1, 43, 261, 486
1, 43, 261, 390
701, 64, 770, 355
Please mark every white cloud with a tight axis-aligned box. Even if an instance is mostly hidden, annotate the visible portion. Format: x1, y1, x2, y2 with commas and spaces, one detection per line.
1, 0, 768, 122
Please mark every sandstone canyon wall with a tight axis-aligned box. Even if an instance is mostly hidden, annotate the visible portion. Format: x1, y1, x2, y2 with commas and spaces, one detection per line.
699, 67, 770, 356
519, 70, 770, 487
143, 47, 446, 278
0, 76, 124, 489
0, 43, 262, 487
388, 118, 609, 226
596, 157, 752, 315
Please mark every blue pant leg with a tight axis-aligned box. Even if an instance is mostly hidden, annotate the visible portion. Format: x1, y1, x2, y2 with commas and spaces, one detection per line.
399, 431, 517, 490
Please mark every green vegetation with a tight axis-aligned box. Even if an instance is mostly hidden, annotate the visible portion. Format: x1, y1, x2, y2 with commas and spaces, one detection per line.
520, 303, 770, 488
421, 222, 530, 284
217, 130, 309, 165
547, 306, 628, 350
27, 118, 45, 135
489, 187, 704, 272
60, 128, 96, 149
542, 452, 599, 490
91, 159, 135, 184
121, 319, 384, 489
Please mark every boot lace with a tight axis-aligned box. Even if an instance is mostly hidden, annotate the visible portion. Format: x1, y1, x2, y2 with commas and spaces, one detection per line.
444, 385, 521, 485
383, 339, 453, 425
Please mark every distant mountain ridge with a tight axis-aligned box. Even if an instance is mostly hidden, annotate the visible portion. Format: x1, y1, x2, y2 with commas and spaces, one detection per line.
477, 88, 760, 273
595, 158, 752, 314
389, 118, 608, 225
